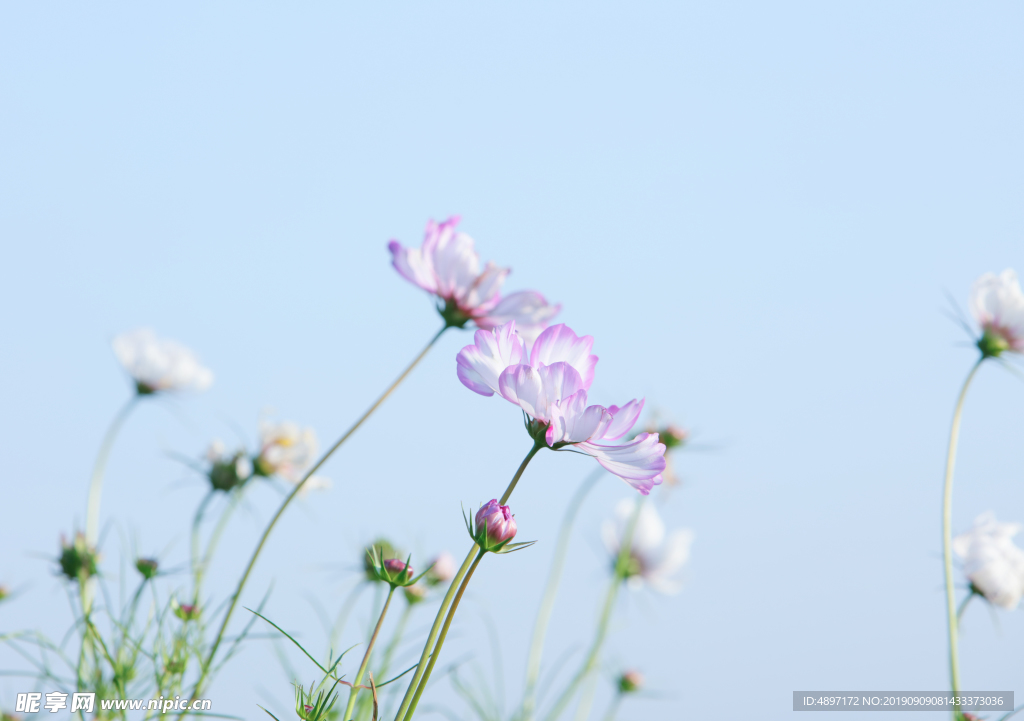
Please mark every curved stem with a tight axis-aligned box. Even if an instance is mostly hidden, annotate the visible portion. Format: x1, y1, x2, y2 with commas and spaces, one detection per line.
182, 326, 446, 715
394, 439, 545, 721
542, 500, 643, 721
85, 395, 140, 547
942, 358, 983, 716
522, 470, 602, 721
403, 550, 486, 721
344, 587, 396, 721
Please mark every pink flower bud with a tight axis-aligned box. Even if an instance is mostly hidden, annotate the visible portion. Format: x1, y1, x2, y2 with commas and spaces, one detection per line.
475, 499, 517, 551
383, 558, 413, 582
426, 551, 456, 585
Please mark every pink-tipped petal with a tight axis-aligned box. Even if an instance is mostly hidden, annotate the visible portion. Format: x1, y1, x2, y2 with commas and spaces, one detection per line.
461, 261, 510, 316
529, 324, 598, 390
476, 290, 561, 344
600, 398, 646, 441
388, 239, 438, 294
456, 321, 525, 396
498, 362, 583, 422
546, 390, 613, 445
577, 432, 667, 494
432, 225, 480, 302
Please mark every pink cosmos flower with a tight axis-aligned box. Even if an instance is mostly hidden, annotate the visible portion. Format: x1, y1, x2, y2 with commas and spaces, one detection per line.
970, 269, 1024, 356
456, 321, 666, 494
475, 499, 518, 550
388, 217, 560, 343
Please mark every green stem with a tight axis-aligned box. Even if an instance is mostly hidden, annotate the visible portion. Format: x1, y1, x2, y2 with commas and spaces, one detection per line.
82, 395, 140, 618
394, 439, 545, 721
355, 602, 413, 721
85, 395, 140, 547
942, 358, 983, 717
403, 550, 486, 721
181, 326, 446, 716
522, 470, 602, 721
344, 587, 396, 721
542, 500, 643, 721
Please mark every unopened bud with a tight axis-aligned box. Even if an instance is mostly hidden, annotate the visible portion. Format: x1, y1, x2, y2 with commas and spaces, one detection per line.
383, 558, 413, 584
474, 500, 517, 552
135, 558, 159, 579
173, 599, 200, 622
426, 552, 456, 585
617, 670, 644, 693
58, 533, 99, 582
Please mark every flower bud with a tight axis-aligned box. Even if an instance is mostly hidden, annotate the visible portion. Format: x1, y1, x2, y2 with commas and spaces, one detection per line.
403, 584, 428, 604
383, 558, 413, 584
364, 538, 399, 580
58, 533, 99, 582
0, 585, 9, 603
617, 670, 644, 693
172, 599, 200, 622
135, 557, 159, 579
660, 424, 688, 450
474, 500, 517, 552
426, 551, 456, 586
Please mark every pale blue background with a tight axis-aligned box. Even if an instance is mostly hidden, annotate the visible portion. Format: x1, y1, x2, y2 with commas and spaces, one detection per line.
1, 3, 1023, 720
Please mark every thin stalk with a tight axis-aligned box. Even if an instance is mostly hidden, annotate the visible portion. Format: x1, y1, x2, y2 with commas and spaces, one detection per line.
942, 358, 983, 716
356, 603, 413, 721
542, 500, 644, 721
181, 326, 446, 715
85, 395, 140, 547
403, 550, 486, 721
344, 587, 396, 721
393, 439, 545, 721
190, 492, 216, 585
82, 395, 140, 618
522, 470, 602, 721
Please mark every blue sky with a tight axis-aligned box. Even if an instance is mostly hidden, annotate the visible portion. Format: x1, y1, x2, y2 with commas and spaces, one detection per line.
1, 3, 1023, 719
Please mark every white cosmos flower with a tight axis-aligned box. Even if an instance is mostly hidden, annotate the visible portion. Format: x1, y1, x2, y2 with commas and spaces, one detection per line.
953, 512, 1024, 610
112, 328, 213, 393
601, 498, 693, 594
970, 269, 1024, 355
256, 420, 329, 494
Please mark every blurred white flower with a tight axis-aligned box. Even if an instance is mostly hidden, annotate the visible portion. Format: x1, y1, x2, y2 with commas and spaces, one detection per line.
113, 328, 213, 393
256, 420, 329, 494
953, 512, 1024, 610
601, 498, 693, 594
970, 269, 1024, 356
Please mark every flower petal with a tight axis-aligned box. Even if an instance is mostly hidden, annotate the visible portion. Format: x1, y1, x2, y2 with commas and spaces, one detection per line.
529, 324, 598, 389
476, 290, 561, 345
498, 362, 583, 422
432, 224, 481, 302
599, 398, 645, 441
456, 321, 525, 396
388, 240, 438, 294
576, 433, 667, 494
546, 390, 613, 445
460, 261, 509, 316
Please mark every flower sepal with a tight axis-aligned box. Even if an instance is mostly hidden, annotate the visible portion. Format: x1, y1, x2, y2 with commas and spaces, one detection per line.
977, 328, 1011, 359
439, 297, 473, 329
365, 547, 435, 589
58, 533, 99, 583
290, 680, 340, 721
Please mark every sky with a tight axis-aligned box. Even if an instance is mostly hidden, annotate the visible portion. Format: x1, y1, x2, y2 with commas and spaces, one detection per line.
1, 2, 1023, 720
